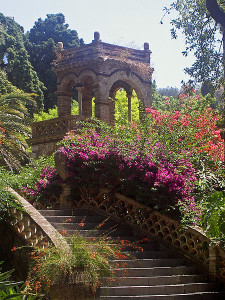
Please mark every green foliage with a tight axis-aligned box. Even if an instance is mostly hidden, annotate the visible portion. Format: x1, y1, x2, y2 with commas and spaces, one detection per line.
25, 13, 82, 110
0, 13, 44, 110
0, 168, 22, 223
0, 70, 18, 95
165, 0, 224, 86
0, 261, 41, 299
201, 191, 225, 244
26, 226, 136, 296
33, 100, 79, 122
33, 108, 58, 122
0, 92, 36, 171
157, 86, 180, 97
7, 156, 55, 192
114, 90, 140, 125
0, 261, 23, 300
152, 87, 217, 113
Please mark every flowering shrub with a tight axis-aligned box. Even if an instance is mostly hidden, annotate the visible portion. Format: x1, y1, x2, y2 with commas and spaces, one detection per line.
23, 165, 62, 209
58, 126, 198, 219
24, 91, 224, 226
25, 220, 146, 297
148, 92, 224, 163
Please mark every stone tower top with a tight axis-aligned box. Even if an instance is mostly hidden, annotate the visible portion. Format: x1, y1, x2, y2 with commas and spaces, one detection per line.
31, 32, 154, 158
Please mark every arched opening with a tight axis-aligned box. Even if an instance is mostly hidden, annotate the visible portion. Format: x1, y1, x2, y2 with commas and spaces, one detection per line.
58, 75, 95, 118
109, 80, 140, 125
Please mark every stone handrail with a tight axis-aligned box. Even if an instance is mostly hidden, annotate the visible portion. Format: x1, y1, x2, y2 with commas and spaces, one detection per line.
31, 115, 86, 143
8, 188, 69, 251
76, 187, 225, 283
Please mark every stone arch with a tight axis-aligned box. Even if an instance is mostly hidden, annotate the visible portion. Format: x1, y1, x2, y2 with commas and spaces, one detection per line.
107, 70, 147, 104
109, 80, 135, 123
57, 72, 96, 118
107, 73, 148, 124
55, 32, 153, 122
79, 75, 95, 118
57, 73, 79, 117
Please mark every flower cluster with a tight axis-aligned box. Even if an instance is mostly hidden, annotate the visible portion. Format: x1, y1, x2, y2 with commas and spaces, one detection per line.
150, 91, 224, 163
58, 128, 198, 218
25, 219, 147, 297
23, 166, 62, 208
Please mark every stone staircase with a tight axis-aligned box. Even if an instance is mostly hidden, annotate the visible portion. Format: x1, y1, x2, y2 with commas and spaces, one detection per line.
39, 208, 225, 299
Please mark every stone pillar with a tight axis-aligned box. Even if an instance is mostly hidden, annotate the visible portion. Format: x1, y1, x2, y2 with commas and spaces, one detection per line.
95, 99, 113, 125
209, 244, 217, 281
57, 90, 73, 117
59, 183, 72, 209
142, 84, 153, 108
144, 42, 151, 64
76, 87, 84, 116
82, 97, 93, 118
127, 91, 132, 123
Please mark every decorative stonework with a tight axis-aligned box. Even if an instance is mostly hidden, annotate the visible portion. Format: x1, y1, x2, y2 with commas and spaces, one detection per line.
75, 187, 225, 283
30, 115, 86, 157
30, 32, 153, 157
8, 188, 69, 251
55, 32, 153, 125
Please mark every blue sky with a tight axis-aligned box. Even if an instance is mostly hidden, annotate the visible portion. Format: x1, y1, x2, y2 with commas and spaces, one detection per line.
1, 0, 195, 88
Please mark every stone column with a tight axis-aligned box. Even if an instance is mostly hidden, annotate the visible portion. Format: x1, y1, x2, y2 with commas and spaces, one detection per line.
127, 91, 132, 123
57, 90, 73, 117
209, 244, 217, 281
95, 99, 113, 125
76, 87, 84, 116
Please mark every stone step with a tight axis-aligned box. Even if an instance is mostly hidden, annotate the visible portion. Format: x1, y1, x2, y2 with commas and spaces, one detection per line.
51, 224, 133, 236
44, 215, 107, 223
38, 208, 99, 216
38, 209, 225, 299
104, 275, 205, 287
98, 291, 224, 299
49, 220, 118, 229
127, 251, 175, 259
59, 230, 149, 242
99, 282, 219, 296
111, 259, 187, 268
112, 266, 197, 277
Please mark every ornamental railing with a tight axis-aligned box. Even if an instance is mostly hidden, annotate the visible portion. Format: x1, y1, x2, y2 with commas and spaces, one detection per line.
31, 115, 85, 143
75, 187, 225, 283
8, 188, 69, 251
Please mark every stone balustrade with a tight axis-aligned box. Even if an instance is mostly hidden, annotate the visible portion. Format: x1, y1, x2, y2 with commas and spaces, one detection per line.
8, 188, 70, 251
31, 115, 86, 143
76, 187, 225, 283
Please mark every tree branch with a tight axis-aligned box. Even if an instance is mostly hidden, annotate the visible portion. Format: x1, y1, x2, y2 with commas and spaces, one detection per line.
206, 0, 225, 28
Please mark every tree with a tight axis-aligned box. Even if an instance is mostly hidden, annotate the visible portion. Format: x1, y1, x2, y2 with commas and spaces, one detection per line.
0, 92, 35, 171
206, 0, 225, 77
164, 0, 225, 87
157, 86, 180, 97
0, 13, 45, 110
25, 13, 83, 110
0, 71, 36, 170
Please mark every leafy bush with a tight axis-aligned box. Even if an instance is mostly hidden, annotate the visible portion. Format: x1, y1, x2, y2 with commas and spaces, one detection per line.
55, 124, 198, 219
25, 221, 145, 297
201, 191, 225, 244
0, 168, 22, 223
0, 261, 39, 299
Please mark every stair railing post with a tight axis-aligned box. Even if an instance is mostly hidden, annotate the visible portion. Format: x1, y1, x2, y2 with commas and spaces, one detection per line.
59, 183, 72, 209
209, 244, 217, 281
